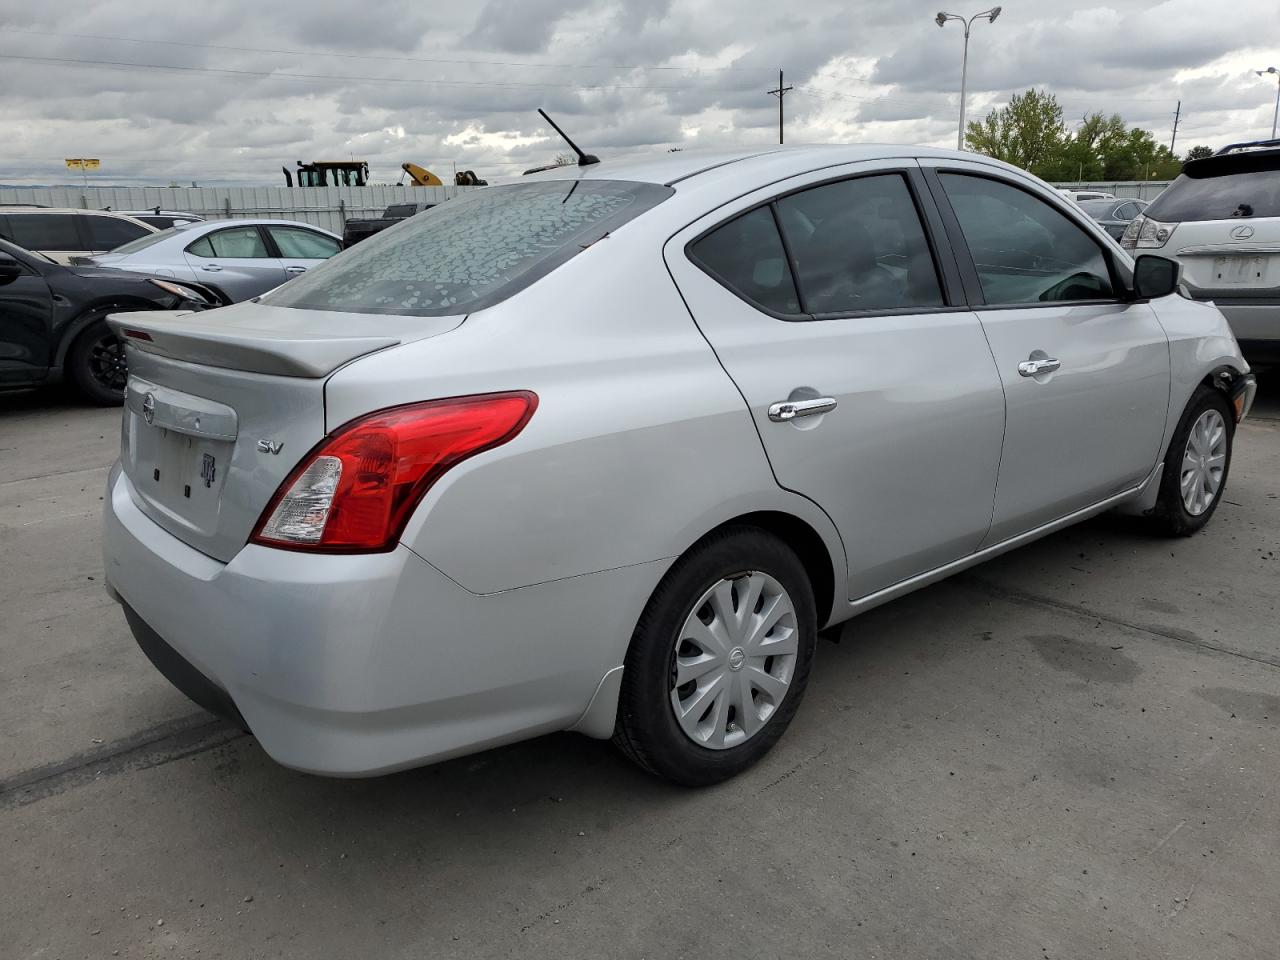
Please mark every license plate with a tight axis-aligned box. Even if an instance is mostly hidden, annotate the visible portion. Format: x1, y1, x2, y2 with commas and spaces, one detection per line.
1213, 254, 1268, 284
127, 417, 230, 534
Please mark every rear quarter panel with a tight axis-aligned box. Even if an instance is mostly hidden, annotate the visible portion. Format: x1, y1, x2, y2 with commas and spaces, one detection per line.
323, 220, 847, 603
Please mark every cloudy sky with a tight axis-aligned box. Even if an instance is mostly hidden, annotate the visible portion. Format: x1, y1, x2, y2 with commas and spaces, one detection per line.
0, 0, 1277, 185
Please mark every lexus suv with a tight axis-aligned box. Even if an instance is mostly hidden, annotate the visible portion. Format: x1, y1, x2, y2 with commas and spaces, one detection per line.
1124, 138, 1280, 363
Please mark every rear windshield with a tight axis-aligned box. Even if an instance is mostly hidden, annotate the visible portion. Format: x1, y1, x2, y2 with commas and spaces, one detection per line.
110, 227, 180, 255
1077, 199, 1116, 216
266, 179, 673, 317
1146, 166, 1280, 222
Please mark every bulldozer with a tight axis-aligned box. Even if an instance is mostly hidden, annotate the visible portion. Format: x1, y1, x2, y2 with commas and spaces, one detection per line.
283, 160, 369, 187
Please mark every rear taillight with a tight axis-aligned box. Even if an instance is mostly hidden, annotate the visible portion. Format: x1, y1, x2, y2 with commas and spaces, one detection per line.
1121, 215, 1177, 250
252, 391, 537, 552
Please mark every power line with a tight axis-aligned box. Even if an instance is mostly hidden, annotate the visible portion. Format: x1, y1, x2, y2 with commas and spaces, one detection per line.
0, 52, 756, 93
2, 27, 775, 75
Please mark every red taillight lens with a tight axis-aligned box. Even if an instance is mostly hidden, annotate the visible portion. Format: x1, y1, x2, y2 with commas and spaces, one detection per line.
252, 391, 537, 552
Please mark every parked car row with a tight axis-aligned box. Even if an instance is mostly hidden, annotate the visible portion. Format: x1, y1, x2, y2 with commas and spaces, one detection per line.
0, 237, 216, 403
0, 209, 342, 403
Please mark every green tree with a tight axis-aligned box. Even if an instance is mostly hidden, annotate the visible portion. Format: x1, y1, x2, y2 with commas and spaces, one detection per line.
967, 90, 1188, 181
1184, 145, 1214, 161
964, 88, 1068, 176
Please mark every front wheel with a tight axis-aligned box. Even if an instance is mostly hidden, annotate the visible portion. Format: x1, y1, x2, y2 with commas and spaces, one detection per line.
66, 317, 128, 406
1149, 385, 1234, 536
613, 527, 817, 786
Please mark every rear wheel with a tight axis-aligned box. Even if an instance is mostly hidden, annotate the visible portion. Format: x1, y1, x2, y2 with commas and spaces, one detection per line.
66, 316, 128, 406
1149, 386, 1234, 536
613, 527, 817, 786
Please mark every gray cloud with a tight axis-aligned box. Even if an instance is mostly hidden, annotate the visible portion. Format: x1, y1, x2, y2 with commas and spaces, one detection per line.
0, 0, 1275, 186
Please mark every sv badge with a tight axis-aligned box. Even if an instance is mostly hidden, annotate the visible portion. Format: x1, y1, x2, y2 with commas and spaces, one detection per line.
256, 440, 284, 455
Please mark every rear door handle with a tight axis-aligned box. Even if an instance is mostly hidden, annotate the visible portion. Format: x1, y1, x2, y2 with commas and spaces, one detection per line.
284, 265, 307, 274
1018, 357, 1061, 377
768, 397, 837, 422
200, 263, 222, 272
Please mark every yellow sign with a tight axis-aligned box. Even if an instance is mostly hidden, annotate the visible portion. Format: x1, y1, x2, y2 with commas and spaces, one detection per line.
64, 158, 101, 170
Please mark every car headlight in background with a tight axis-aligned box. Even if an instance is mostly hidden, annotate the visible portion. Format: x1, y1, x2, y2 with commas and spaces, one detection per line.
1121, 216, 1177, 251
147, 278, 212, 305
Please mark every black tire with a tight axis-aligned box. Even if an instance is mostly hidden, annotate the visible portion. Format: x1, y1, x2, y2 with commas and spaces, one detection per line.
613, 526, 817, 786
66, 317, 128, 406
1149, 385, 1235, 536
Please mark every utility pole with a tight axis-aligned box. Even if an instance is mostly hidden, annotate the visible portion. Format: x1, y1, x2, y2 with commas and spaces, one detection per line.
767, 69, 793, 145
936, 8, 1002, 150
1170, 100, 1181, 153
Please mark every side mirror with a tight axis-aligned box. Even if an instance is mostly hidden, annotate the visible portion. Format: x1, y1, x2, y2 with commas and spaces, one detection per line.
0, 255, 22, 286
1132, 254, 1181, 300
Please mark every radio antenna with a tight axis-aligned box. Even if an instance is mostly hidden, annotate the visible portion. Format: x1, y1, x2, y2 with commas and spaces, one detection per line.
538, 109, 600, 167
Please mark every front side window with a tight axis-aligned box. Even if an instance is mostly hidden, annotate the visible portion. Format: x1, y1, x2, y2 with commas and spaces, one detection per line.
3, 214, 82, 251
775, 174, 943, 315
187, 226, 270, 259
940, 174, 1115, 305
267, 226, 341, 260
688, 206, 800, 315
265, 179, 671, 317
85, 215, 151, 250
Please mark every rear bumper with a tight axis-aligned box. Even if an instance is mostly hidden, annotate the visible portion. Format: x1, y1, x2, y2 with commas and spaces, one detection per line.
1191, 297, 1280, 348
103, 463, 659, 776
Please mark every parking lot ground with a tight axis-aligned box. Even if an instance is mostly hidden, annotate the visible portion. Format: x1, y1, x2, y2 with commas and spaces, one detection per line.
2, 378, 1278, 960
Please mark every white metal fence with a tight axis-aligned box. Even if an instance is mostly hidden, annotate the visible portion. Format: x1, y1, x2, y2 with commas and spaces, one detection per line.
1050, 181, 1172, 200
0, 180, 1173, 232
0, 185, 478, 233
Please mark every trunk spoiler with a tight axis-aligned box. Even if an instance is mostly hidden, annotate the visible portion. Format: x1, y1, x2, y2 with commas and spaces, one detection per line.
105, 310, 403, 379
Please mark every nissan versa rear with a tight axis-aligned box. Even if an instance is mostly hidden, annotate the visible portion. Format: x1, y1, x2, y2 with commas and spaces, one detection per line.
104, 146, 1255, 786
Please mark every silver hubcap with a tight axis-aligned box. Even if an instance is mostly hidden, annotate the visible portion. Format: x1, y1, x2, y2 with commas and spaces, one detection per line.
670, 571, 798, 750
1181, 408, 1227, 516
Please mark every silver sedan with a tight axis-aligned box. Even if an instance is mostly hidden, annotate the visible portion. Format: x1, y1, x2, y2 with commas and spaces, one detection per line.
102, 145, 1255, 786
86, 218, 342, 302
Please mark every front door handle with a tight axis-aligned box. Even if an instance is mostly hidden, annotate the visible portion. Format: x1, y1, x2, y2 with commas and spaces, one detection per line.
768, 397, 837, 422
284, 265, 307, 274
1018, 357, 1061, 377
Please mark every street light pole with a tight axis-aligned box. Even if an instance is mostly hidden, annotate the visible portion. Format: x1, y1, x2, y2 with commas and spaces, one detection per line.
936, 7, 1002, 150
1257, 67, 1280, 140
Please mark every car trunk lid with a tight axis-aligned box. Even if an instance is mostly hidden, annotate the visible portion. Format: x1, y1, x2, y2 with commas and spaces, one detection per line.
108, 302, 465, 561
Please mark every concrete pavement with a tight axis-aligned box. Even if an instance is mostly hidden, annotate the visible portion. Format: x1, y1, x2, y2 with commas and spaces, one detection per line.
2, 378, 1277, 960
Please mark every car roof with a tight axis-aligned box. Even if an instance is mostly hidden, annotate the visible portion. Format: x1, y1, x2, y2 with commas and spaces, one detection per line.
517, 143, 1028, 188
0, 206, 150, 219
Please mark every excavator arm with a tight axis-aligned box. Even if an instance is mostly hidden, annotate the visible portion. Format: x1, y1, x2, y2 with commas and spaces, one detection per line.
401, 163, 444, 187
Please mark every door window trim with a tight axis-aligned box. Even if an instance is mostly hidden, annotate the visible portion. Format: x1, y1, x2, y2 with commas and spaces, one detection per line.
185, 224, 274, 260
684, 166, 970, 322
922, 167, 1133, 311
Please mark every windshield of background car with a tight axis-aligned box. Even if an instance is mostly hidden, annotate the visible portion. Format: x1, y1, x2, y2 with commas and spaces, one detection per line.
1146, 158, 1280, 222
1077, 199, 1117, 217
110, 227, 181, 255
264, 179, 674, 316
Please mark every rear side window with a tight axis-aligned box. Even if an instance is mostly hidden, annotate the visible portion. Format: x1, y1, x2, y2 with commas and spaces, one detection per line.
384, 204, 425, 219
940, 174, 1115, 306
84, 215, 151, 250
689, 206, 800, 315
1145, 168, 1280, 222
267, 226, 340, 259
775, 174, 943, 314
3, 213, 82, 251
264, 180, 672, 317
187, 226, 270, 259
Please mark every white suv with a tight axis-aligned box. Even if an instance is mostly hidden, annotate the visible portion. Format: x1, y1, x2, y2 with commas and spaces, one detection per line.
1124, 139, 1280, 364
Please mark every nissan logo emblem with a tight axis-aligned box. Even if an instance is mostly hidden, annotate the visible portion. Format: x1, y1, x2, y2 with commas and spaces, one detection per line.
1230, 225, 1255, 240
142, 392, 156, 425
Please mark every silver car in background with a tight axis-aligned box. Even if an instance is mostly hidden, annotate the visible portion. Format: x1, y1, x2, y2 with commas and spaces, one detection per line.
84, 218, 342, 302
103, 145, 1255, 786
